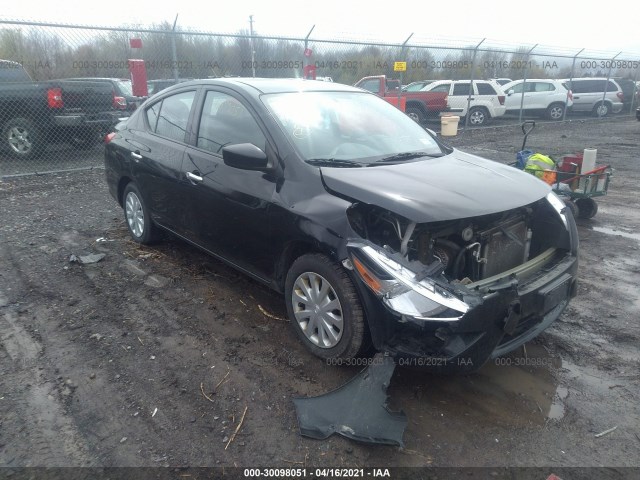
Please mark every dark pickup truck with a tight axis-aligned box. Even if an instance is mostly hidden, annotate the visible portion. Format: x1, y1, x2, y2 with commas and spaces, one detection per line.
354, 75, 450, 123
1, 59, 121, 159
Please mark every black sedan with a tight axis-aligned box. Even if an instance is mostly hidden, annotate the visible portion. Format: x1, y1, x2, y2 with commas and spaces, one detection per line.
105, 78, 579, 372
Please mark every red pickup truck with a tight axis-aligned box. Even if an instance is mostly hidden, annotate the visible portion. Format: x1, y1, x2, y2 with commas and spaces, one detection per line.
354, 75, 449, 123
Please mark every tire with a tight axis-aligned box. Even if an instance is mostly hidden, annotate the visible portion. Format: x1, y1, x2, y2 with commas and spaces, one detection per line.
575, 198, 598, 219
406, 107, 426, 124
2, 117, 44, 159
546, 103, 565, 121
467, 107, 489, 126
285, 254, 367, 361
122, 183, 158, 244
592, 102, 610, 117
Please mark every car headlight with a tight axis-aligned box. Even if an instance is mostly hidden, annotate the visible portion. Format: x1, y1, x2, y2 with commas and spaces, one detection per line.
347, 241, 469, 321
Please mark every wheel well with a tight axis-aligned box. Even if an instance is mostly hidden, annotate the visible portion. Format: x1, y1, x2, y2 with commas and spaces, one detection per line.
117, 176, 133, 207
274, 241, 324, 293
468, 106, 490, 118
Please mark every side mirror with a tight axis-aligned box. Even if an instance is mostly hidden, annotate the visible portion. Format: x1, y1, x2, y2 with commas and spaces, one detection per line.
507, 89, 515, 96
222, 143, 269, 171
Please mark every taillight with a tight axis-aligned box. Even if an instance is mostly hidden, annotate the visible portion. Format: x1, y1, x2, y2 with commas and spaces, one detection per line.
498, 95, 505, 105
617, 91, 624, 101
568, 90, 573, 101
113, 94, 127, 110
104, 132, 116, 144
47, 88, 64, 108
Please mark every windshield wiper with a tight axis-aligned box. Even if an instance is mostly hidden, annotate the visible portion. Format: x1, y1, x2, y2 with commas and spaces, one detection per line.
306, 158, 364, 168
372, 151, 444, 165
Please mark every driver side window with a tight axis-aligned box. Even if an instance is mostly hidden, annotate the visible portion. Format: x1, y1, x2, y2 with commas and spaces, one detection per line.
197, 91, 266, 155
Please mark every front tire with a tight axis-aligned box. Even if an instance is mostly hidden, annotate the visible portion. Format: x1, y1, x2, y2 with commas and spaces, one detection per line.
122, 183, 158, 244
285, 254, 366, 361
2, 117, 44, 159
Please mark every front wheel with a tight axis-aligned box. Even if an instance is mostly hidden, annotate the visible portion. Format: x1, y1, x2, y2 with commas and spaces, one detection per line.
122, 183, 158, 244
285, 254, 367, 361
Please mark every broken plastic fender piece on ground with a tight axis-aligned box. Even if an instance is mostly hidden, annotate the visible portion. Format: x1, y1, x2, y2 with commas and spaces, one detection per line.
293, 353, 407, 446
69, 253, 106, 264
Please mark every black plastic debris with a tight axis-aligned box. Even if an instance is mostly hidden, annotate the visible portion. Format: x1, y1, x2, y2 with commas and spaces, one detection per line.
69, 253, 106, 264
293, 353, 407, 446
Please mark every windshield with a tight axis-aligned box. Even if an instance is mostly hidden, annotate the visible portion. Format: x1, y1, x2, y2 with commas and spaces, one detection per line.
116, 79, 133, 96
262, 91, 444, 165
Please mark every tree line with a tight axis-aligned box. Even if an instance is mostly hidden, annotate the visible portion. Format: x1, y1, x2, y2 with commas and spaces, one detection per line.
0, 24, 637, 85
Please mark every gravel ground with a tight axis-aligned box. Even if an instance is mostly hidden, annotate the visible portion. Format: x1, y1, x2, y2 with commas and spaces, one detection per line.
0, 117, 639, 474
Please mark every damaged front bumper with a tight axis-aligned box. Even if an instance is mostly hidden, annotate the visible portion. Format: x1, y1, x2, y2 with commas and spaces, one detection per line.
345, 195, 579, 371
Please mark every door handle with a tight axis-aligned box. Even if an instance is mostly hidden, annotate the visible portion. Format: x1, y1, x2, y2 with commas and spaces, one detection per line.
131, 151, 142, 161
186, 171, 203, 183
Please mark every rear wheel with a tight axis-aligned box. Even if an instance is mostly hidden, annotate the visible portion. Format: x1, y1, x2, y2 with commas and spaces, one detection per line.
592, 102, 610, 117
546, 103, 565, 121
467, 107, 489, 126
123, 183, 158, 244
2, 117, 44, 159
285, 254, 367, 361
406, 107, 426, 124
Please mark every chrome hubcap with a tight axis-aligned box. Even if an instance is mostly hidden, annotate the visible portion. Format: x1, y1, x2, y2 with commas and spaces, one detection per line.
469, 111, 484, 125
7, 126, 32, 154
292, 272, 343, 348
125, 191, 145, 238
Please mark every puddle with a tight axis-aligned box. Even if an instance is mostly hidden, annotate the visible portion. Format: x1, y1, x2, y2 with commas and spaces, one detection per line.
591, 226, 640, 242
393, 343, 569, 427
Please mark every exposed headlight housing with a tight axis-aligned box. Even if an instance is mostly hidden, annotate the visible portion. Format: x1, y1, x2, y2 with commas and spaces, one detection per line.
347, 241, 469, 321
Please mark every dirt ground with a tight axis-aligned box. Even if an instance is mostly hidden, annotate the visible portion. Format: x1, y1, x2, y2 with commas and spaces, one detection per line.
0, 117, 639, 473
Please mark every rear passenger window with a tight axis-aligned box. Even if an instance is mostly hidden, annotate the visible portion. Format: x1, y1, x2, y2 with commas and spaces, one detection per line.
476, 83, 497, 95
197, 91, 266, 155
430, 83, 451, 93
534, 82, 554, 92
152, 91, 196, 142
452, 83, 472, 96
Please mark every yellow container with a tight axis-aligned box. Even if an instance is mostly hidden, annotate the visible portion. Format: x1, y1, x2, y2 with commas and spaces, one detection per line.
440, 115, 460, 136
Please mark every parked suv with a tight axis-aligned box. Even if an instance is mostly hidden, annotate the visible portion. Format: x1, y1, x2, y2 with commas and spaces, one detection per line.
422, 80, 506, 126
561, 78, 624, 117
501, 79, 573, 120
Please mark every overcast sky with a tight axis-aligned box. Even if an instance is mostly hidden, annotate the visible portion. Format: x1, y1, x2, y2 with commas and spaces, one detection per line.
2, 0, 639, 57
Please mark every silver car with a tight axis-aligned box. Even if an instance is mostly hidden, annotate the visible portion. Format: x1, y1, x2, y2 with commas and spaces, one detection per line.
562, 78, 624, 117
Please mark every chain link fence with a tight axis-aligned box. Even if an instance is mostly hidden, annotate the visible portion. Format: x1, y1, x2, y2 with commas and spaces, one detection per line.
1, 19, 639, 177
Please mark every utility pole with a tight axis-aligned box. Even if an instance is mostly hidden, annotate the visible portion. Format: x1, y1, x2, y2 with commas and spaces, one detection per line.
249, 15, 256, 77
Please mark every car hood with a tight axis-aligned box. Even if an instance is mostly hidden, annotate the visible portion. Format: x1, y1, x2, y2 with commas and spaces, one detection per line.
320, 149, 551, 223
